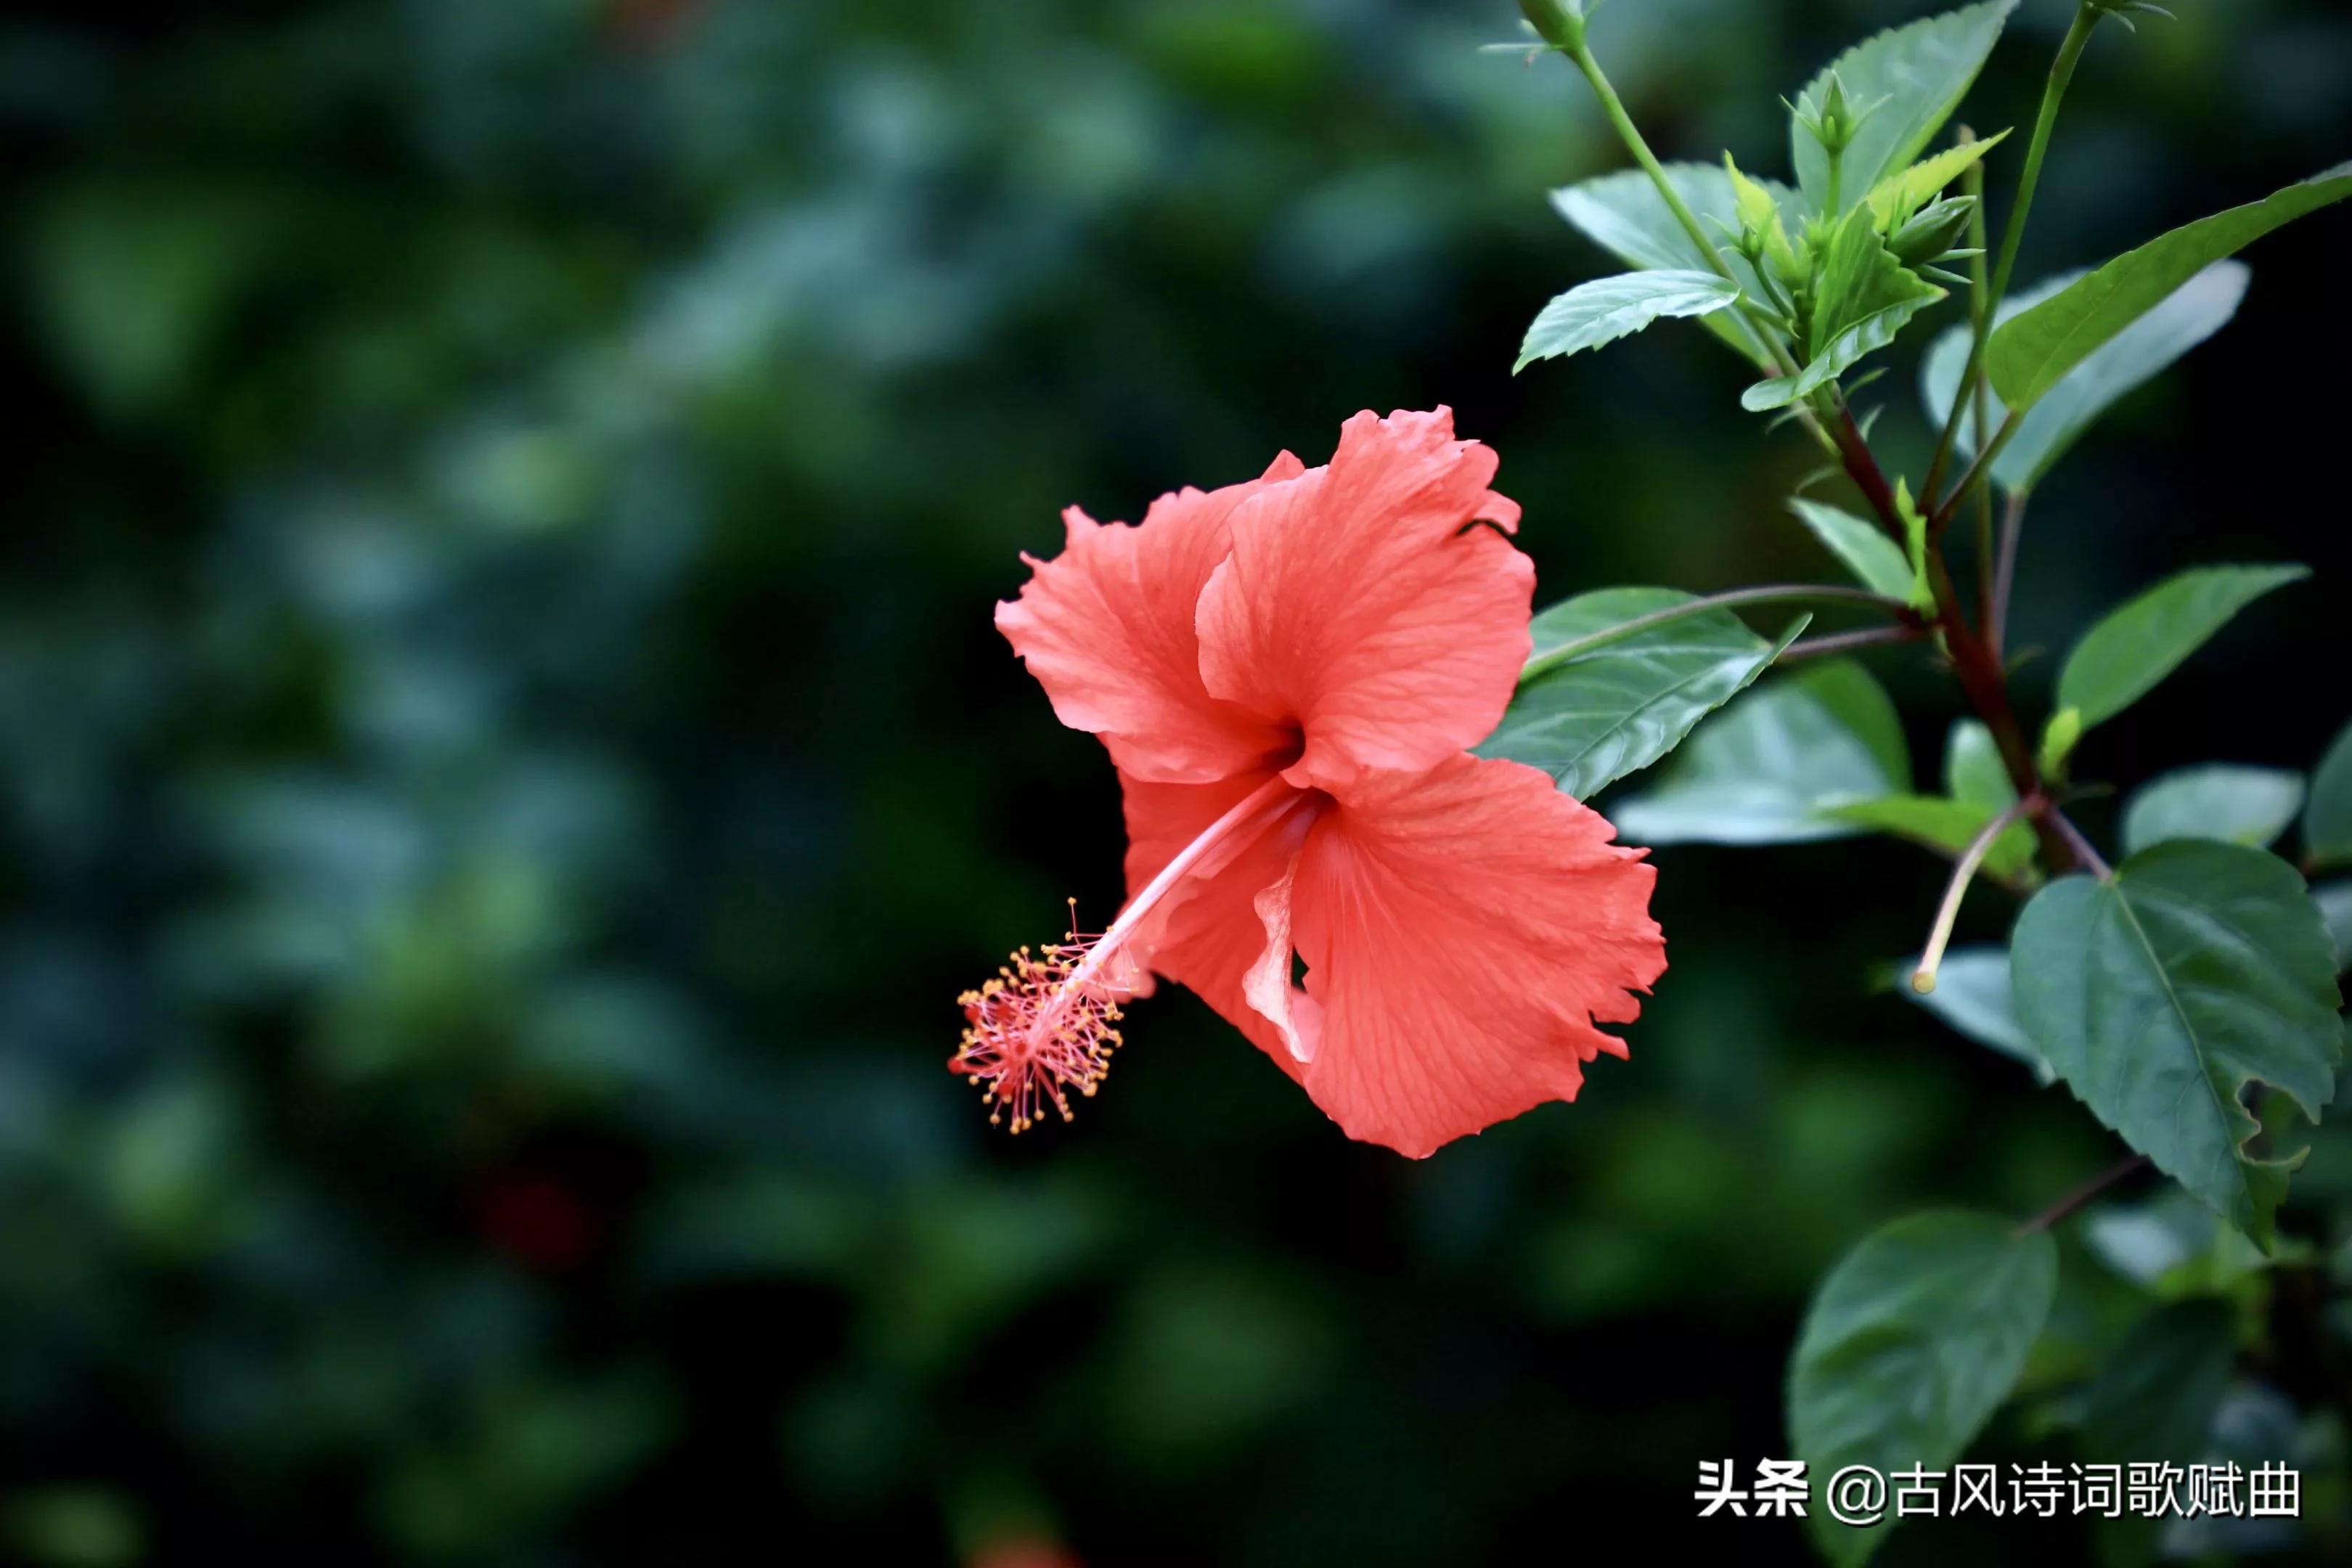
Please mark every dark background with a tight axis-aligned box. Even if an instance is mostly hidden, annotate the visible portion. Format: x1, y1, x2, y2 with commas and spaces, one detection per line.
3, 0, 2348, 1562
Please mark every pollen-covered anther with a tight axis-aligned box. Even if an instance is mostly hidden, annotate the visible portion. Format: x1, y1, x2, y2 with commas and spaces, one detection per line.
950, 910, 1140, 1134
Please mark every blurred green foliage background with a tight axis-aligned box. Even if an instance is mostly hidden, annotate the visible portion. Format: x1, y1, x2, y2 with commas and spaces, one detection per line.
3, 0, 2349, 1561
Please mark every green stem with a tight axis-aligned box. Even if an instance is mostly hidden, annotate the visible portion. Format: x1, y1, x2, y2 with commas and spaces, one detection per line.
1988, 491, 2028, 660
1961, 128, 1998, 594
1564, 41, 1807, 381
1922, 1, 2101, 502
1934, 409, 2023, 525
1569, 43, 1734, 278
1517, 584, 1906, 685
2017, 1153, 2150, 1236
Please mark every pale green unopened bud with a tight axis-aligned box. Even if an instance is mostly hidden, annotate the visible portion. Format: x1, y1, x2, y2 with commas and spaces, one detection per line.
1516, 0, 1586, 51
1792, 70, 1889, 160
1889, 196, 1975, 266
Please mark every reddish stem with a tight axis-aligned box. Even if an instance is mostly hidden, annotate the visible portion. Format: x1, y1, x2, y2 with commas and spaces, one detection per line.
1826, 407, 2084, 874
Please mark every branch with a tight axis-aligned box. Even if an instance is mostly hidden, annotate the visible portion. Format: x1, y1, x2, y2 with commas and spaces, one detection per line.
1776, 624, 1927, 663
1923, 0, 2103, 502
2017, 1153, 2152, 1236
2049, 807, 2113, 880
1988, 491, 2028, 661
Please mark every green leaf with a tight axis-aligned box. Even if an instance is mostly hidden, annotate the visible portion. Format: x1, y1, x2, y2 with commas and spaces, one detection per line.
2315, 883, 2352, 973
2083, 1190, 2271, 1291
2011, 841, 2345, 1248
1743, 210, 1943, 410
1789, 1, 2019, 215
1900, 945, 2052, 1082
1945, 719, 2015, 811
1827, 795, 2035, 880
1784, 499, 1914, 601
2056, 564, 2308, 733
1861, 128, 2009, 228
2083, 1299, 2239, 1467
1987, 162, 2352, 409
1724, 152, 1788, 248
1550, 165, 1793, 359
2121, 765, 2306, 857
1479, 589, 1804, 801
1921, 261, 2249, 493
1514, 271, 1741, 372
1741, 311, 1915, 411
2306, 718, 2352, 870
1610, 660, 1907, 846
1789, 1209, 2057, 1567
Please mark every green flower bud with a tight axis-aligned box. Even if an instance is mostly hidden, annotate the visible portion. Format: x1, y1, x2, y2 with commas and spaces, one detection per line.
1790, 70, 1890, 160
1888, 195, 1976, 266
1516, 0, 1586, 51
1768, 228, 1813, 293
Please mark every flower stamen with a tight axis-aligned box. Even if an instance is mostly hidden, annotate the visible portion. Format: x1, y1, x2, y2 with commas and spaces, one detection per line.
950, 774, 1303, 1134
952, 902, 1139, 1132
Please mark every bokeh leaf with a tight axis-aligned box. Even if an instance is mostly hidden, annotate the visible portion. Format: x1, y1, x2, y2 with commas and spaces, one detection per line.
2306, 717, 2352, 870
1789, 1, 2018, 215
1945, 719, 2015, 811
1988, 163, 2352, 408
2082, 1299, 2239, 1466
2083, 1189, 2271, 1292
1899, 944, 2052, 1082
2012, 841, 2345, 1248
1481, 588, 1802, 800
1514, 270, 1741, 372
1789, 1209, 2056, 1566
1921, 261, 2249, 493
1609, 660, 1907, 845
2121, 764, 2305, 857
2055, 564, 2308, 732
2314, 883, 2352, 972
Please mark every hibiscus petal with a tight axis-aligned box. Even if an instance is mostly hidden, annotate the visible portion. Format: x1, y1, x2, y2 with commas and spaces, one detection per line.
1242, 854, 1320, 1065
1193, 409, 1532, 791
998, 456, 1304, 784
1288, 753, 1666, 1157
1118, 768, 1319, 1081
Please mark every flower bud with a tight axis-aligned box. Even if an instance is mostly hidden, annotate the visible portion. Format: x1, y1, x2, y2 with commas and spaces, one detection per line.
1792, 70, 1889, 160
1889, 195, 1975, 266
1516, 0, 1586, 51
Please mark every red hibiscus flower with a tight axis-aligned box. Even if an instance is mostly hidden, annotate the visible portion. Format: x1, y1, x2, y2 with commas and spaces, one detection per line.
955, 409, 1665, 1156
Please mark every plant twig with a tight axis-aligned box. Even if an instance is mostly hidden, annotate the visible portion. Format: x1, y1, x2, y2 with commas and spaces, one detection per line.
1961, 127, 1998, 618
2018, 1153, 2152, 1235
2049, 807, 2112, 879
1923, 1, 2102, 502
1932, 409, 2023, 528
1989, 491, 2028, 660
1826, 404, 2083, 874
1776, 624, 1927, 663
1555, 36, 1837, 456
